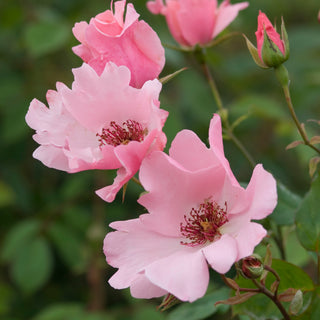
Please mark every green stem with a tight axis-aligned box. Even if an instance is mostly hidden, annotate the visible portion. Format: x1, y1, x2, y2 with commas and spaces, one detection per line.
264, 265, 281, 297
273, 225, 286, 261
205, 32, 242, 49
275, 65, 320, 155
252, 279, 291, 320
200, 49, 256, 168
131, 176, 142, 187
317, 253, 320, 285
283, 85, 320, 154
226, 129, 256, 168
201, 52, 224, 112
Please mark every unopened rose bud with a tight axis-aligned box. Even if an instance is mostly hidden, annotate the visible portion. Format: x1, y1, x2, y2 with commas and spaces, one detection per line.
236, 254, 264, 279
245, 11, 289, 69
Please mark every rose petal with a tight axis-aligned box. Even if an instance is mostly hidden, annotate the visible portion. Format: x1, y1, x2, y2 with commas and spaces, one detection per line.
145, 249, 209, 302
202, 234, 238, 274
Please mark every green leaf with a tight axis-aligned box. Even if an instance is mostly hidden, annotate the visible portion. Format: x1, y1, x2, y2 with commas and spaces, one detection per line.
48, 223, 87, 273
228, 94, 287, 121
266, 259, 314, 292
33, 304, 84, 320
296, 175, 320, 252
132, 305, 166, 320
167, 288, 229, 320
270, 182, 302, 225
62, 207, 91, 234
59, 172, 93, 200
11, 237, 53, 293
0, 180, 15, 208
1, 220, 40, 263
0, 282, 13, 316
33, 303, 114, 320
24, 20, 69, 57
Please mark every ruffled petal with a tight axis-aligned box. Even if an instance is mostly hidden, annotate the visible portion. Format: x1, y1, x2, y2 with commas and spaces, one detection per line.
33, 145, 70, 172
96, 129, 159, 202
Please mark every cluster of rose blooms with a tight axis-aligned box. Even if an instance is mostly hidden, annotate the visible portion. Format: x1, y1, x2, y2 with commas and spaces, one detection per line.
26, 0, 292, 304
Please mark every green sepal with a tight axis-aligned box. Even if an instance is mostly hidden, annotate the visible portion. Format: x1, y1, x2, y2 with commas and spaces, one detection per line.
243, 34, 268, 69
281, 16, 290, 60
158, 293, 181, 311
261, 28, 287, 68
159, 67, 187, 84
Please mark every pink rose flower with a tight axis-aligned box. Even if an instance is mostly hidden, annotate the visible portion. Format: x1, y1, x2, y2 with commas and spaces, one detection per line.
25, 62, 168, 203
104, 114, 277, 302
72, 0, 165, 88
147, 0, 249, 47
255, 11, 289, 67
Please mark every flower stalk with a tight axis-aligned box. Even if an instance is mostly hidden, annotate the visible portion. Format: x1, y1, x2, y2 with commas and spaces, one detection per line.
199, 48, 256, 168
275, 65, 320, 155
222, 262, 291, 320
252, 278, 291, 320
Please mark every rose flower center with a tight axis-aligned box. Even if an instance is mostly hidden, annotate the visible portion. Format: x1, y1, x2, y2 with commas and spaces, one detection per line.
180, 201, 228, 247
97, 120, 148, 147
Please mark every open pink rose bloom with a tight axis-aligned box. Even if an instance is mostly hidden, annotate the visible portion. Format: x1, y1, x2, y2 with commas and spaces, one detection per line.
72, 0, 165, 88
147, 0, 249, 47
25, 62, 168, 203
104, 114, 277, 302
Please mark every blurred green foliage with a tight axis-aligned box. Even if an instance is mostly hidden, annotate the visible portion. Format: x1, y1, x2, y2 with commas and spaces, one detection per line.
0, 0, 319, 319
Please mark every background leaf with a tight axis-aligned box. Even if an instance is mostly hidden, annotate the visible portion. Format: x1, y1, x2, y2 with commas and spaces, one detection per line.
1, 220, 40, 263
24, 20, 70, 57
270, 182, 302, 225
48, 222, 87, 273
295, 175, 320, 252
11, 236, 53, 293
167, 288, 230, 320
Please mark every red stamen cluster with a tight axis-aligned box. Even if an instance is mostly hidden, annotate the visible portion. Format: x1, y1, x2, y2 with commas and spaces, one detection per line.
180, 201, 228, 247
97, 120, 147, 147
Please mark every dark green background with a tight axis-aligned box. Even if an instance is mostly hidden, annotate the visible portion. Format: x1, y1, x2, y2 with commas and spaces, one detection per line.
0, 0, 319, 319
